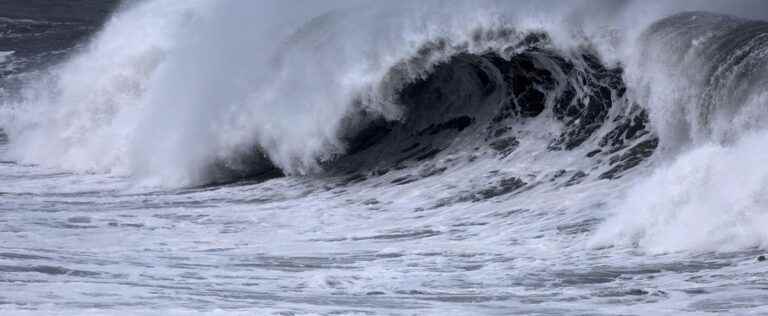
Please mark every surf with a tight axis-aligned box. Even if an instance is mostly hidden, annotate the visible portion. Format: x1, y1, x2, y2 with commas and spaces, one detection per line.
2, 0, 768, 255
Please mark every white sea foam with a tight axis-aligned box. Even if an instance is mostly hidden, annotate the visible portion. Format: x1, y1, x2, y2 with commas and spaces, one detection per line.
590, 130, 768, 253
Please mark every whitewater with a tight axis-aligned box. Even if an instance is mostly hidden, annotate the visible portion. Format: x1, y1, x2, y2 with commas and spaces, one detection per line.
2, 0, 768, 314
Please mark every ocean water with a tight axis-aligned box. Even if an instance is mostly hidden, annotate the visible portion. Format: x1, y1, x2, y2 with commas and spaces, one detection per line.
2, 1, 768, 315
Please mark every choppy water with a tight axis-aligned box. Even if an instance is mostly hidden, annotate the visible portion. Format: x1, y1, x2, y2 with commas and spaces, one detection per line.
3, 141, 768, 315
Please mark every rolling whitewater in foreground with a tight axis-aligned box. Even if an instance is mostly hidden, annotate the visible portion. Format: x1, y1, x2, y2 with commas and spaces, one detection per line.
2, 0, 768, 315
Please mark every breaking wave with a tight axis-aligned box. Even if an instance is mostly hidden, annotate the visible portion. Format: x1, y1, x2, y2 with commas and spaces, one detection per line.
3, 0, 768, 254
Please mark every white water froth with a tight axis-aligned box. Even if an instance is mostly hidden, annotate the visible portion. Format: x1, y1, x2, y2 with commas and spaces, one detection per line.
591, 131, 768, 253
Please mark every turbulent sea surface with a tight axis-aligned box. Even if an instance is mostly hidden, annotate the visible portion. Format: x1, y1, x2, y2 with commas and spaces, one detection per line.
3, 1, 768, 315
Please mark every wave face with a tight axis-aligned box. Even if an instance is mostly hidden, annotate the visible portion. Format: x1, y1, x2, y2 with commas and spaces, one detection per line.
4, 1, 768, 314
